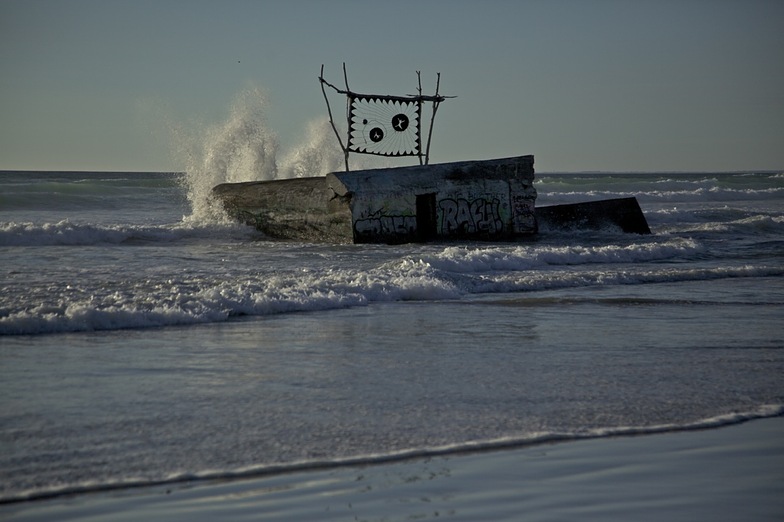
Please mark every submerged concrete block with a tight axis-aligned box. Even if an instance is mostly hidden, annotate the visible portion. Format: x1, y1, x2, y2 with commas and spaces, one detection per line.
536, 197, 651, 234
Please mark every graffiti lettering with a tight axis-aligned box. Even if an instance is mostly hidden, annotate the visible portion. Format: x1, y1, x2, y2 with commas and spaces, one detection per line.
355, 211, 416, 240
511, 195, 537, 233
439, 197, 503, 236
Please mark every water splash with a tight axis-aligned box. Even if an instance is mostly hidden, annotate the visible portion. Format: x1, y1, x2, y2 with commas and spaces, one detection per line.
171, 85, 411, 224
170, 88, 279, 224
278, 119, 346, 179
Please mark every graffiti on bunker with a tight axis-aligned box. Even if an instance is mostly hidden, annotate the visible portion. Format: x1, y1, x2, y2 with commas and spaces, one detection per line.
439, 197, 504, 236
353, 195, 512, 241
354, 209, 417, 239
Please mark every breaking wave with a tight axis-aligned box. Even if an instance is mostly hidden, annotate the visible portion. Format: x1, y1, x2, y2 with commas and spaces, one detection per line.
0, 220, 253, 246
3, 238, 783, 335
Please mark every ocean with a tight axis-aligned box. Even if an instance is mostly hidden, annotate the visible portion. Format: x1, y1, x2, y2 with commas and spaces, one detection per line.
1, 162, 783, 507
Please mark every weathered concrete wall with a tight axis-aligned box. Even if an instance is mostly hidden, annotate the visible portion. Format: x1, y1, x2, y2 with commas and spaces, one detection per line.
327, 155, 536, 243
212, 155, 537, 243
212, 177, 353, 242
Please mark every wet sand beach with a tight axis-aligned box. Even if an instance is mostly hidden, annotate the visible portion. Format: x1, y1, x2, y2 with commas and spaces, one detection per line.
4, 416, 782, 522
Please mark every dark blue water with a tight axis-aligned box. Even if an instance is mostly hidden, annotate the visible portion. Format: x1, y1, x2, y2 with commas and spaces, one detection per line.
1, 169, 782, 502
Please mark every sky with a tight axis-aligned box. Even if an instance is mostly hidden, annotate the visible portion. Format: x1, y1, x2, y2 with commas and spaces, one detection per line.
1, 0, 783, 173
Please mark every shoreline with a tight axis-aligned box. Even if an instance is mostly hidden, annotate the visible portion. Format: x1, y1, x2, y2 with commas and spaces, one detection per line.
3, 415, 782, 521
4, 405, 781, 505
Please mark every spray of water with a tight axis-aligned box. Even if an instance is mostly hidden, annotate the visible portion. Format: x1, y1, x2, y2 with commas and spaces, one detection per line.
168, 88, 276, 223
169, 85, 406, 225
278, 119, 346, 179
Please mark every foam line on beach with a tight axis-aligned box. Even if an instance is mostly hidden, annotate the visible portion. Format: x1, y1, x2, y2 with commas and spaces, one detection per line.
3, 403, 782, 506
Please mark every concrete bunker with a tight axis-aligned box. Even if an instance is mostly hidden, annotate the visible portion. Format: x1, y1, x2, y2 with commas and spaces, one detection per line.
213, 155, 537, 244
212, 154, 651, 243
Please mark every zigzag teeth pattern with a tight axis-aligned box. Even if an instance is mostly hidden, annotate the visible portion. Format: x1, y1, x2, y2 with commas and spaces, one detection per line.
347, 95, 422, 157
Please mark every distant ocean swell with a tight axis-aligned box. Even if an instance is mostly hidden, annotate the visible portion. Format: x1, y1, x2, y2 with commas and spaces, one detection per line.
3, 403, 782, 505
0, 173, 182, 211
536, 173, 784, 205
0, 220, 251, 246
2, 239, 782, 335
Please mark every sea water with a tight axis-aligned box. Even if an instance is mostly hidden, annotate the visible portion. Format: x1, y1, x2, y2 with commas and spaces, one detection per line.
1, 111, 783, 502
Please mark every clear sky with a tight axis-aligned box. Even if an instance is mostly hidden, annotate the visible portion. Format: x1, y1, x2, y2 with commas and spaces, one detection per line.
1, 0, 783, 173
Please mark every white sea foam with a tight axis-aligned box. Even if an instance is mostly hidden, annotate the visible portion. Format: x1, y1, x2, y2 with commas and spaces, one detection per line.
420, 238, 702, 272
3, 236, 782, 335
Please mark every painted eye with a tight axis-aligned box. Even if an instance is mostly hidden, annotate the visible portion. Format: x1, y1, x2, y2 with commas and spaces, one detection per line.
391, 114, 409, 132
369, 128, 384, 143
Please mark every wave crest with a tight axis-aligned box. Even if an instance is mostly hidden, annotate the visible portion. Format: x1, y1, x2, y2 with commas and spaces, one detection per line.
0, 220, 252, 246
